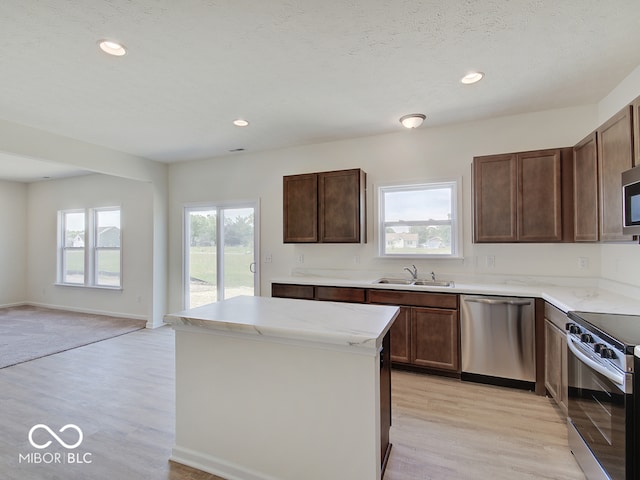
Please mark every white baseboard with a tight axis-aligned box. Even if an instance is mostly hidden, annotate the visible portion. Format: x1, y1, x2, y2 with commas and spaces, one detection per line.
24, 301, 149, 324
170, 445, 279, 480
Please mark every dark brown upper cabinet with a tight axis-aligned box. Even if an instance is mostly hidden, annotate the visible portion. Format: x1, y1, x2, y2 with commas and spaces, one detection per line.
283, 168, 366, 243
473, 148, 572, 243
573, 132, 599, 242
597, 106, 634, 242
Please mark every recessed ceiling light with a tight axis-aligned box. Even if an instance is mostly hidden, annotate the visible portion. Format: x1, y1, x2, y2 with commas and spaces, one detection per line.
461, 72, 484, 84
98, 40, 127, 57
399, 114, 426, 129
233, 119, 249, 127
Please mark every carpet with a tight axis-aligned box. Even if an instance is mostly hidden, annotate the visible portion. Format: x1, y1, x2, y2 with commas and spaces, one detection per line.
0, 305, 147, 369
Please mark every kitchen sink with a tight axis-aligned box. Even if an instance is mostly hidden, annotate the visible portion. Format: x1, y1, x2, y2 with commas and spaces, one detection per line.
413, 279, 455, 287
375, 278, 414, 285
374, 278, 454, 287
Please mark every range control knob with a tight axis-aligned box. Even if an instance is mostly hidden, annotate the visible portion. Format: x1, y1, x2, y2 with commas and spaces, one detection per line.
580, 333, 594, 343
600, 348, 615, 359
567, 324, 581, 334
594, 343, 605, 354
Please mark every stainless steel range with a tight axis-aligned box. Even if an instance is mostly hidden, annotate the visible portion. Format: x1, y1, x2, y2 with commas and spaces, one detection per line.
566, 311, 640, 480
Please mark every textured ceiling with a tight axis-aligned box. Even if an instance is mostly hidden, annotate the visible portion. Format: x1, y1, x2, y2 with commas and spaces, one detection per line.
2, 0, 640, 181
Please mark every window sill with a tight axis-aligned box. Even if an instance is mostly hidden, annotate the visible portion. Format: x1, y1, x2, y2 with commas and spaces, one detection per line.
54, 283, 123, 291
377, 253, 464, 260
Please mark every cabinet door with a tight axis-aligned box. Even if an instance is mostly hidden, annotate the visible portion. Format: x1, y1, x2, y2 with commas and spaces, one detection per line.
573, 133, 599, 241
598, 106, 634, 242
379, 331, 392, 469
411, 307, 459, 372
283, 173, 318, 243
473, 154, 517, 242
544, 319, 568, 415
517, 150, 563, 242
544, 320, 562, 402
319, 169, 366, 243
389, 307, 410, 364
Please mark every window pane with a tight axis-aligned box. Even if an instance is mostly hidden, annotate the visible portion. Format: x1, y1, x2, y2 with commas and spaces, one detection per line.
384, 225, 452, 255
223, 208, 255, 300
63, 249, 85, 284
384, 187, 452, 222
96, 250, 121, 287
188, 210, 217, 307
96, 210, 121, 247
64, 212, 85, 247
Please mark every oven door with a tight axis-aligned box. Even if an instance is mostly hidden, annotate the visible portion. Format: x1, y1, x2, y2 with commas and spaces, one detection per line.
567, 336, 633, 480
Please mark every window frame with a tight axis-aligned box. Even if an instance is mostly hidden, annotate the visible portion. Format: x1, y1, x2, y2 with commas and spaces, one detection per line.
57, 206, 122, 289
376, 178, 462, 259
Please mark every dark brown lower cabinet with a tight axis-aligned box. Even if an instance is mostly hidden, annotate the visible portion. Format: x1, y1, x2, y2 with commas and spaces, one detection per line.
389, 307, 411, 363
369, 290, 460, 374
380, 331, 392, 473
411, 307, 459, 371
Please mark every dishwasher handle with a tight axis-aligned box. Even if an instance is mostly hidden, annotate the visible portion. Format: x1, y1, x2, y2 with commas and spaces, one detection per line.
463, 297, 532, 306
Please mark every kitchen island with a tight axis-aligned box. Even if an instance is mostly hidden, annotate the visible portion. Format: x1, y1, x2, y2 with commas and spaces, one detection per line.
164, 295, 399, 480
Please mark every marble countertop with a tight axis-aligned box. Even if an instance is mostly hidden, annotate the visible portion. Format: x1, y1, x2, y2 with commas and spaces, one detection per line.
271, 275, 640, 315
164, 295, 399, 353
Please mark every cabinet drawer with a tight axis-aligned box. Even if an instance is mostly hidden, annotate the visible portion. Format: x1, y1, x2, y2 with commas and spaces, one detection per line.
271, 283, 315, 300
368, 289, 458, 309
316, 286, 366, 303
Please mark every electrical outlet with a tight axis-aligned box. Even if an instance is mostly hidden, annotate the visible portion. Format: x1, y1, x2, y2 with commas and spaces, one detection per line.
578, 257, 589, 270
353, 255, 360, 264
264, 254, 273, 263
297, 254, 304, 264
486, 255, 495, 268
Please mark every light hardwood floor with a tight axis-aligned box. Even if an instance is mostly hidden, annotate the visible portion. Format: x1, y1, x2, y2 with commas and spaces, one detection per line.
0, 326, 585, 480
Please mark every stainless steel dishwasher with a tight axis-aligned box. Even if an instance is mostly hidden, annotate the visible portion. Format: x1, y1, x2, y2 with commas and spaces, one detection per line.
460, 295, 535, 389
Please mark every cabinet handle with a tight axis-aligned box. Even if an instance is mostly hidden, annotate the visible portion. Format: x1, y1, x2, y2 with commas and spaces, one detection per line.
464, 297, 532, 306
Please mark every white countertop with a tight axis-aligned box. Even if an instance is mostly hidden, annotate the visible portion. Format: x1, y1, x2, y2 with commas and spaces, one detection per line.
271, 275, 640, 316
165, 295, 399, 352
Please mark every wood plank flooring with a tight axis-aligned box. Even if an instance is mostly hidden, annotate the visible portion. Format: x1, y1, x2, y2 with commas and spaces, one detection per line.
0, 326, 585, 480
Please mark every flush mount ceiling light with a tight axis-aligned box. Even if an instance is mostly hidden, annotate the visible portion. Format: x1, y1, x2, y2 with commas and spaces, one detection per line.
98, 40, 127, 57
461, 71, 484, 84
233, 119, 249, 127
399, 114, 426, 129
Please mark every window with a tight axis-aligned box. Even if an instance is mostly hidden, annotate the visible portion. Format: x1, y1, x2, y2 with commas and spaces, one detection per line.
378, 180, 461, 258
58, 207, 121, 288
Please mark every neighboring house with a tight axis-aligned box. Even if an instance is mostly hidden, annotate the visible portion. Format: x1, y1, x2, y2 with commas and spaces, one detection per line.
67, 228, 120, 248
386, 233, 419, 249
99, 226, 121, 247
71, 234, 84, 248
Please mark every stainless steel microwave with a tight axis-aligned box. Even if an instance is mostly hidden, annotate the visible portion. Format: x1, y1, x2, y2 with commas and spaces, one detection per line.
622, 165, 640, 235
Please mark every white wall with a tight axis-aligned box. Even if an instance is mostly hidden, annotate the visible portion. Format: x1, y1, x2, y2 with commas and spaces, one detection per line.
27, 174, 154, 320
168, 104, 614, 311
0, 180, 27, 306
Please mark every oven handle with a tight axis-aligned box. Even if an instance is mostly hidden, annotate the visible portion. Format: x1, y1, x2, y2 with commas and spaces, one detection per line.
567, 335, 625, 386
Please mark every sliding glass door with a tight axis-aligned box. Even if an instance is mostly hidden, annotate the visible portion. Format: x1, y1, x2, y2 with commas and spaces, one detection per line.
184, 203, 258, 309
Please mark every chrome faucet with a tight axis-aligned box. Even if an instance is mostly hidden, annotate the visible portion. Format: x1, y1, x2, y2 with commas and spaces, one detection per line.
404, 264, 418, 280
